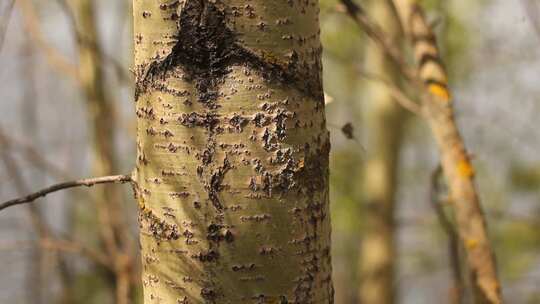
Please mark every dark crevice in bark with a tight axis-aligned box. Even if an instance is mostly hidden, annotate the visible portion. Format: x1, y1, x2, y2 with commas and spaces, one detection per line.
139, 209, 181, 241
418, 53, 443, 70
134, 0, 323, 104
205, 157, 231, 211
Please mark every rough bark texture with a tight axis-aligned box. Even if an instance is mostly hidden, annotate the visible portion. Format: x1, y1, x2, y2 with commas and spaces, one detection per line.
392, 1, 502, 303
359, 1, 404, 303
133, 1, 333, 303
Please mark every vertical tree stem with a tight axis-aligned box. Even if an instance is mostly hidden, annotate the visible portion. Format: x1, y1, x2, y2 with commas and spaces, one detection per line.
359, 1, 406, 303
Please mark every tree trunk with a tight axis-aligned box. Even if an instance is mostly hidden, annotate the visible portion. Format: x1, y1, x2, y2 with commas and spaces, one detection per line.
359, 1, 405, 304
133, 1, 333, 303
72, 0, 133, 303
391, 1, 502, 303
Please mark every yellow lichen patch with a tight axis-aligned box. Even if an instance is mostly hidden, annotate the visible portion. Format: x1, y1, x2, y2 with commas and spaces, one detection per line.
138, 199, 153, 216
466, 238, 479, 250
457, 159, 475, 178
428, 83, 451, 102
138, 199, 146, 210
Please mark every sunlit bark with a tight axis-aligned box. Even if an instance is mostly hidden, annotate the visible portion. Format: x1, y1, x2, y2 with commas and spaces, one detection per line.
133, 1, 334, 302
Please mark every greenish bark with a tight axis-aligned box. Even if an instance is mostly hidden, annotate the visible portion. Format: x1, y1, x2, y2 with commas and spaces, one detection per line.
359, 1, 405, 303
133, 1, 333, 303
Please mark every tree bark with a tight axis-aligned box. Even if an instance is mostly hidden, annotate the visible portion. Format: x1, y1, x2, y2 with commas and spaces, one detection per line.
391, 1, 502, 303
133, 1, 333, 303
359, 1, 405, 304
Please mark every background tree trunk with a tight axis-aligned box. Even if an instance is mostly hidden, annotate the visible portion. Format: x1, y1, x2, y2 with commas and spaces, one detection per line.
359, 1, 405, 303
72, 0, 133, 303
133, 0, 334, 303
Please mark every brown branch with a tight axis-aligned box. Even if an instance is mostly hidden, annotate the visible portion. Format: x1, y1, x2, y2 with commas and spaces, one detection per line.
338, 0, 417, 81
0, 126, 54, 246
0, 127, 71, 180
1, 129, 51, 302
392, 1, 503, 302
521, 0, 540, 41
358, 70, 424, 116
0, 0, 15, 50
342, 0, 502, 300
430, 166, 464, 304
54, 0, 132, 84
0, 175, 132, 211
0, 238, 111, 268
39, 238, 111, 268
17, 0, 79, 80
324, 38, 422, 116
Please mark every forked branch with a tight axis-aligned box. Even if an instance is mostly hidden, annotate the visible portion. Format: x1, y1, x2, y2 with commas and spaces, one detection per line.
338, 0, 417, 81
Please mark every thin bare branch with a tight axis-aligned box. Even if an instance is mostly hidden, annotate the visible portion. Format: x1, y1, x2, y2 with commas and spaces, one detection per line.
0, 238, 111, 267
338, 0, 417, 81
521, 0, 540, 41
358, 70, 424, 116
54, 0, 132, 84
0, 127, 71, 180
0, 0, 15, 51
17, 0, 79, 79
0, 175, 132, 212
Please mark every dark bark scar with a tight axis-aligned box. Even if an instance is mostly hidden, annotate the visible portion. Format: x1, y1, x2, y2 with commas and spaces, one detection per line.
135, 0, 323, 105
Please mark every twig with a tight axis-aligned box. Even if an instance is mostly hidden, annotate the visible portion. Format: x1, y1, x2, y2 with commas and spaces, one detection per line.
0, 0, 15, 51
1, 127, 50, 302
338, 0, 417, 81
54, 0, 132, 84
521, 0, 540, 41
0, 238, 111, 267
17, 0, 79, 79
0, 127, 71, 180
325, 47, 422, 116
358, 70, 424, 116
0, 175, 132, 211
40, 238, 112, 267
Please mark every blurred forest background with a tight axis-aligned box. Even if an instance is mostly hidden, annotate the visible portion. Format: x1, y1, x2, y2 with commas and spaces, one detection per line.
1, 0, 540, 303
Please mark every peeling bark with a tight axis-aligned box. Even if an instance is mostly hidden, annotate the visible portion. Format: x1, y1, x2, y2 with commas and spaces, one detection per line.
133, 1, 333, 303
